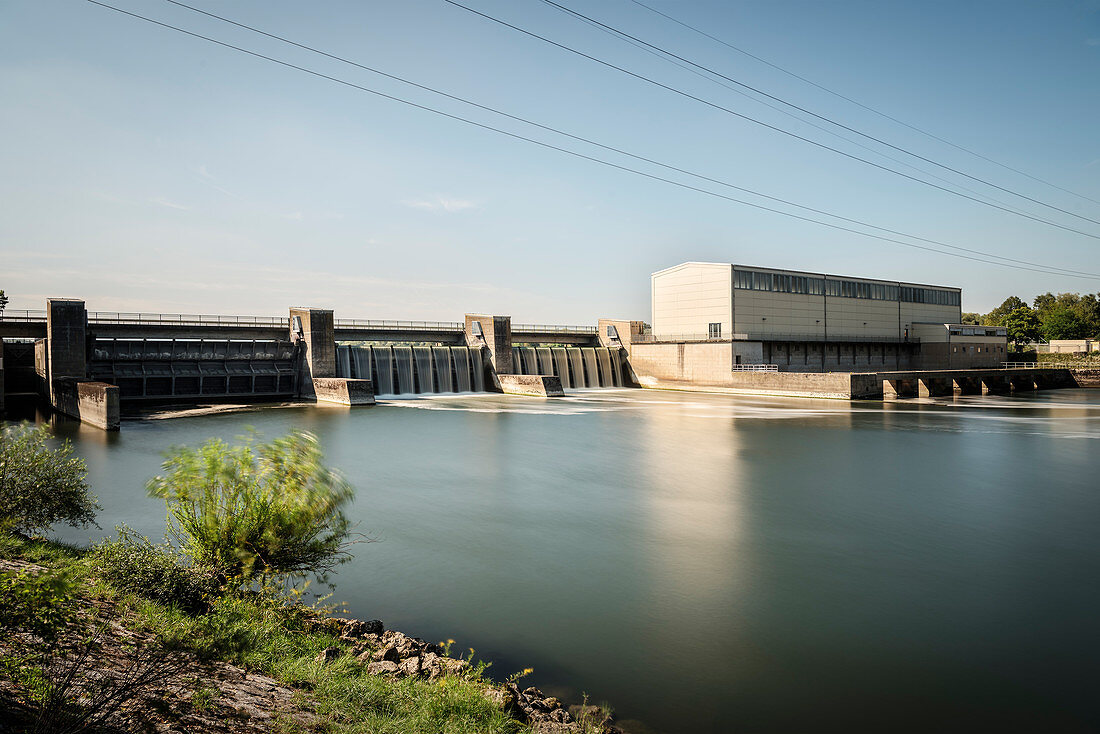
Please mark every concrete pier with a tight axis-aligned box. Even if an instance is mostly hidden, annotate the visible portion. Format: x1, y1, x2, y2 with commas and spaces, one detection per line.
46, 299, 87, 407
312, 377, 376, 406
290, 307, 336, 398
498, 374, 564, 397
465, 314, 512, 375
52, 380, 120, 430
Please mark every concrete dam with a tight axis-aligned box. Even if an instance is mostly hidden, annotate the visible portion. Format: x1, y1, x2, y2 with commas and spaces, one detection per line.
0, 298, 1086, 432
0, 300, 638, 429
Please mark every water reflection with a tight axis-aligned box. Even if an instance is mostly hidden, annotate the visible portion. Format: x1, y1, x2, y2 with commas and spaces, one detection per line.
21, 389, 1100, 733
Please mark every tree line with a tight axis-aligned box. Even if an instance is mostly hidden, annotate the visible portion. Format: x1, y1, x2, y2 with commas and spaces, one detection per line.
962, 292, 1100, 347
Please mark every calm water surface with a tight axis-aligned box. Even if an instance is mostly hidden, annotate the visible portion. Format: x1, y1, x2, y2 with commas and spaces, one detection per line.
44, 388, 1100, 733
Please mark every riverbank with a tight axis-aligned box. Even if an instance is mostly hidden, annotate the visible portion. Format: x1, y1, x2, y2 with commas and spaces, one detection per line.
0, 534, 624, 734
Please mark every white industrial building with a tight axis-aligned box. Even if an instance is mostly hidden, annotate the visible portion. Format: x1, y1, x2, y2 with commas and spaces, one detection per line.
647, 262, 1005, 371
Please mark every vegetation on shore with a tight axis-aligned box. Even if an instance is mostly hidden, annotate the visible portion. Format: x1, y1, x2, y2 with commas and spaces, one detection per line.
963, 291, 1100, 346
0, 426, 613, 733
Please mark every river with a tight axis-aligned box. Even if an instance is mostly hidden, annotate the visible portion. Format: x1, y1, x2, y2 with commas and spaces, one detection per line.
40, 388, 1100, 733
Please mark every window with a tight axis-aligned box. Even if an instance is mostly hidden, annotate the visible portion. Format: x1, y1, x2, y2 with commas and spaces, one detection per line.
708, 322, 722, 339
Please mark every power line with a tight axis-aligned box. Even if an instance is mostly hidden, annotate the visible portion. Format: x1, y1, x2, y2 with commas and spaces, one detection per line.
84, 0, 1100, 282
444, 0, 1100, 241
152, 0, 1099, 279
537, 0, 1100, 229
555, 3, 1043, 221
624, 0, 1100, 208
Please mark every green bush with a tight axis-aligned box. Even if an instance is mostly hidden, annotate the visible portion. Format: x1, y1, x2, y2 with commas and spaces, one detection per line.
146, 430, 355, 585
92, 526, 219, 613
0, 423, 98, 535
0, 566, 77, 645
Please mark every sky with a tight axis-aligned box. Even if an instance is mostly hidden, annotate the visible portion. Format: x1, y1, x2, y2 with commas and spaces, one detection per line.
2, 0, 1099, 323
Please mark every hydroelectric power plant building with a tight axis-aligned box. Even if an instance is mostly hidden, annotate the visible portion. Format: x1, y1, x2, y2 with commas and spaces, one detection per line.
643, 261, 1006, 373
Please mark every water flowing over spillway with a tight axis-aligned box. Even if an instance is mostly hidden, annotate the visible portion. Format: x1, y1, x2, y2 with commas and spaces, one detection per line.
511, 346, 624, 387
336, 345, 486, 396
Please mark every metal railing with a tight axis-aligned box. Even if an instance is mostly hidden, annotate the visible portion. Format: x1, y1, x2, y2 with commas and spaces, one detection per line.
1, 310, 596, 335
512, 323, 598, 334
334, 319, 462, 331
632, 332, 749, 343
634, 331, 914, 344
0, 309, 46, 322
89, 312, 289, 327
731, 364, 779, 372
1003, 361, 1100, 369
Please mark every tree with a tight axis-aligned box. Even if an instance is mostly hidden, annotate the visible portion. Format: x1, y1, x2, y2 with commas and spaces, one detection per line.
983, 296, 1026, 326
1003, 306, 1042, 348
0, 289, 8, 318
0, 424, 98, 535
146, 431, 355, 585
1032, 292, 1056, 316
961, 312, 981, 325
1041, 308, 1088, 340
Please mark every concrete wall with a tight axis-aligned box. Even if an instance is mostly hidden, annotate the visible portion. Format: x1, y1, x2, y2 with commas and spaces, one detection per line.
628, 341, 884, 397
290, 307, 336, 398
733, 290, 825, 339
900, 302, 961, 335
651, 263, 732, 338
1049, 340, 1100, 354
630, 341, 736, 384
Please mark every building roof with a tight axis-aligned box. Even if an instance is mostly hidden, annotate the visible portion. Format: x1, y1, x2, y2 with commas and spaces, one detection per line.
651, 261, 960, 292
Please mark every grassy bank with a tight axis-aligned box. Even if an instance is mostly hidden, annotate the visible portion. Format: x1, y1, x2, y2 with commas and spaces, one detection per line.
1, 533, 617, 734
0, 426, 616, 733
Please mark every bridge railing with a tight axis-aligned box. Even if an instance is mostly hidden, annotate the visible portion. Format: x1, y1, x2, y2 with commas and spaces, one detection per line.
89, 312, 290, 327
1, 310, 598, 335
0, 309, 46, 322
731, 364, 779, 372
334, 319, 462, 331
512, 323, 598, 334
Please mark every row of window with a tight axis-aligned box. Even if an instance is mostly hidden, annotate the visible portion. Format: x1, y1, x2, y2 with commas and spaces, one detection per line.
732, 269, 960, 306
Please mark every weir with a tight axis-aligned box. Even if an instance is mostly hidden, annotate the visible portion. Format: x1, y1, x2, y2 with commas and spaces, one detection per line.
1, 298, 636, 428
511, 345, 626, 388
335, 345, 487, 396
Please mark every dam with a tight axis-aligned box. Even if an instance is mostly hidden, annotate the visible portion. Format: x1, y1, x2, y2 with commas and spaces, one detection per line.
0, 290, 1091, 431
0, 300, 637, 428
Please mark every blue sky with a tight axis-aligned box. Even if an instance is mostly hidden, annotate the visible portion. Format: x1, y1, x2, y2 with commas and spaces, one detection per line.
2, 0, 1098, 322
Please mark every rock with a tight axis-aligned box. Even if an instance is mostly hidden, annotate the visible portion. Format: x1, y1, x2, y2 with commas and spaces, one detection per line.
366, 660, 400, 676
523, 686, 545, 699
372, 645, 401, 663
314, 647, 341, 665
531, 723, 581, 734
420, 652, 443, 680
398, 656, 421, 677
340, 618, 384, 639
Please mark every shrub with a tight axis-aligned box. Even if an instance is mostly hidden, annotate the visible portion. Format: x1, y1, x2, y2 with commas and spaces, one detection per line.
146, 430, 355, 585
0, 424, 98, 535
92, 526, 219, 613
0, 566, 78, 646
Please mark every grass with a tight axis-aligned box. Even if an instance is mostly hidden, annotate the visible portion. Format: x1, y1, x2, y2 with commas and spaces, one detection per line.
1, 533, 577, 734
